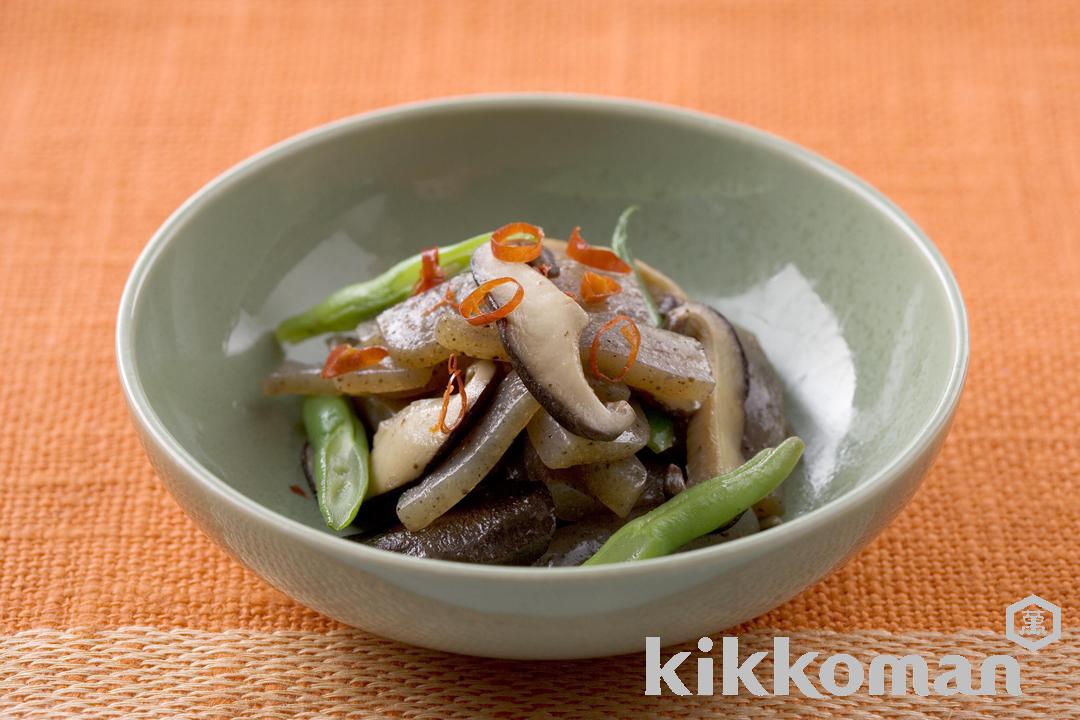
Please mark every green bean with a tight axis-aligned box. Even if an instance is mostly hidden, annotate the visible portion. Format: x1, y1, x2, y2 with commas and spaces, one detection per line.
276, 233, 491, 343
644, 405, 675, 453
302, 395, 370, 530
609, 206, 662, 326
583, 436, 804, 565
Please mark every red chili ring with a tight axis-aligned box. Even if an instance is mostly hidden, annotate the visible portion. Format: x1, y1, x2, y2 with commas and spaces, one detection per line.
491, 222, 544, 263
458, 277, 525, 326
579, 270, 622, 304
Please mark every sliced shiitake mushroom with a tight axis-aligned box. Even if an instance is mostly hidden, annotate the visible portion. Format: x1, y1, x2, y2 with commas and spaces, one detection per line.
735, 327, 788, 456
667, 302, 748, 485
734, 326, 789, 523
470, 243, 635, 442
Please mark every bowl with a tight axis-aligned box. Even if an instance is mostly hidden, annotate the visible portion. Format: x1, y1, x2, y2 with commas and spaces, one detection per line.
116, 94, 967, 659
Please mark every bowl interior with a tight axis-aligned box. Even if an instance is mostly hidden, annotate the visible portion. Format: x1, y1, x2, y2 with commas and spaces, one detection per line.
126, 98, 962, 540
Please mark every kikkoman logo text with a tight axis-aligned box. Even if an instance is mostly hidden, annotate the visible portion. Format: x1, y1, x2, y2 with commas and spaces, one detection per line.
645, 595, 1061, 698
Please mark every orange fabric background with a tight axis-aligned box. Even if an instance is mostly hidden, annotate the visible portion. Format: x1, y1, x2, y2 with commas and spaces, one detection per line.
1, 0, 1077, 641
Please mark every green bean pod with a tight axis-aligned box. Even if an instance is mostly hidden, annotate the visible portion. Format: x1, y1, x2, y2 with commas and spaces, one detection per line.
610, 205, 663, 326
276, 233, 491, 343
584, 436, 804, 565
302, 395, 370, 530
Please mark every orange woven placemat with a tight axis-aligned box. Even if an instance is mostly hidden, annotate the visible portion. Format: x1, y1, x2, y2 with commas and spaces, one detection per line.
1, 1, 1077, 716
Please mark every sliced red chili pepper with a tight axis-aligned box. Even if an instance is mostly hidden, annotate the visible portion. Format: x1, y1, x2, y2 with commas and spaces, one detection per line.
491, 222, 544, 263
320, 344, 390, 378
431, 353, 468, 434
412, 247, 446, 295
458, 277, 525, 326
579, 270, 622, 304
589, 314, 640, 382
566, 226, 631, 273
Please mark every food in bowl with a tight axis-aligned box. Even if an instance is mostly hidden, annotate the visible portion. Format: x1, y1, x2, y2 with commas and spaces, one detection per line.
264, 209, 803, 565
118, 95, 967, 657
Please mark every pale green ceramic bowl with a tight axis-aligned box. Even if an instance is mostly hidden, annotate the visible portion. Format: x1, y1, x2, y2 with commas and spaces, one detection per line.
117, 95, 967, 659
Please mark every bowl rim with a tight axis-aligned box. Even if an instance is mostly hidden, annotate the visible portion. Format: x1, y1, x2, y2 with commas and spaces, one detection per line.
116, 92, 969, 580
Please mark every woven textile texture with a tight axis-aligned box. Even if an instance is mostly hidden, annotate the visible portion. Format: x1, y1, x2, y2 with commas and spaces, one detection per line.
0, 0, 1077, 716
0, 628, 1077, 719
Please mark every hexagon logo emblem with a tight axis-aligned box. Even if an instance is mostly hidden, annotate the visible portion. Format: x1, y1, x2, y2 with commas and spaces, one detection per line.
1006, 595, 1061, 652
